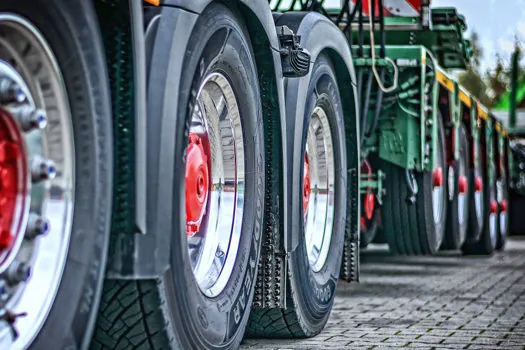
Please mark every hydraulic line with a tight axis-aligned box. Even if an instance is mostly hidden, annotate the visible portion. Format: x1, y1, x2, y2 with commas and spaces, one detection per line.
360, 70, 374, 145
378, 0, 386, 58
365, 67, 386, 138
367, 0, 398, 92
357, 0, 364, 57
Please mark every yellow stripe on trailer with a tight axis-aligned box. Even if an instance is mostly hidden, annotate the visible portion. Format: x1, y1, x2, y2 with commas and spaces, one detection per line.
477, 103, 488, 121
503, 129, 508, 137
436, 69, 454, 92
458, 89, 472, 108
495, 122, 502, 133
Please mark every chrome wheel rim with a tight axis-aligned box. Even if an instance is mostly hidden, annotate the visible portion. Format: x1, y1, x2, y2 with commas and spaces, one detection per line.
489, 210, 497, 248
0, 15, 74, 347
186, 72, 244, 298
497, 180, 507, 238
432, 156, 445, 225
457, 149, 468, 241
303, 106, 335, 273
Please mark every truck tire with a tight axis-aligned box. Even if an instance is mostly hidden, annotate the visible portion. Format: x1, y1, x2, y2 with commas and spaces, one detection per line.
466, 134, 485, 243
360, 209, 381, 248
382, 117, 447, 255
462, 137, 498, 255
91, 4, 265, 349
510, 191, 525, 235
248, 54, 347, 338
0, 1, 113, 349
443, 126, 470, 249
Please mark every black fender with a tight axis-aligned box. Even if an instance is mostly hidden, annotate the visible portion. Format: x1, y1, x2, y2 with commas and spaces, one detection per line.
106, 0, 288, 278
275, 12, 361, 281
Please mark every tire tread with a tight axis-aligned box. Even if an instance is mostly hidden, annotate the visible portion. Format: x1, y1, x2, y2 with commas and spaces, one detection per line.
91, 280, 171, 350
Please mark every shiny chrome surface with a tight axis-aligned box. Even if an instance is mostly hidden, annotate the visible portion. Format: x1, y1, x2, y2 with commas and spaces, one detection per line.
303, 106, 335, 273
187, 72, 245, 298
0, 14, 75, 348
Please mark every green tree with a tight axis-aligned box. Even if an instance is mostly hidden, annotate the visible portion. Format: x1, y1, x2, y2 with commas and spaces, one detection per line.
458, 31, 492, 106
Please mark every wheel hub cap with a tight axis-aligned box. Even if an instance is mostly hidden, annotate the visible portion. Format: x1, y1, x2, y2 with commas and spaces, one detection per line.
490, 200, 498, 214
303, 153, 311, 215
500, 199, 508, 212
458, 175, 468, 194
432, 167, 443, 187
185, 133, 209, 237
475, 176, 483, 192
0, 109, 26, 254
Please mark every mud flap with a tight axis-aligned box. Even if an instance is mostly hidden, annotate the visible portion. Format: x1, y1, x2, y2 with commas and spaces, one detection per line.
341, 167, 360, 282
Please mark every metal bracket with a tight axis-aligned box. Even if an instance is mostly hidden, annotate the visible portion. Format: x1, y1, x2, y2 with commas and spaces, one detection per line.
275, 25, 311, 78
359, 170, 386, 204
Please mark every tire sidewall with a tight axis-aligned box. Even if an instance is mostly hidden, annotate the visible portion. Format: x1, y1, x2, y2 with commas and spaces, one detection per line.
290, 54, 346, 324
167, 4, 264, 348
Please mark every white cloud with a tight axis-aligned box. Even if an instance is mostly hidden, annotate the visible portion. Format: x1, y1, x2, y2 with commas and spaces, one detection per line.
518, 22, 525, 37
498, 38, 515, 54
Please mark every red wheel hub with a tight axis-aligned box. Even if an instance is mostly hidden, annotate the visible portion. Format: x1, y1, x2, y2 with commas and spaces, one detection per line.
474, 176, 483, 192
500, 199, 508, 213
432, 167, 443, 187
458, 175, 468, 194
364, 193, 375, 221
360, 160, 375, 221
0, 109, 26, 254
185, 132, 210, 237
303, 153, 311, 214
490, 200, 498, 214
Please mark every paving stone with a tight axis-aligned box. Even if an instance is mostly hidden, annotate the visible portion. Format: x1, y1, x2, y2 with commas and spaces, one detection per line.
243, 238, 525, 349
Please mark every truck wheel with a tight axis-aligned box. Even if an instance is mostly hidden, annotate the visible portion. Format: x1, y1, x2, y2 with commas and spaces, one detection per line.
0, 2, 112, 349
510, 191, 525, 235
92, 4, 265, 349
462, 140, 497, 255
496, 177, 509, 250
443, 126, 470, 249
466, 135, 485, 242
383, 118, 447, 255
248, 54, 346, 337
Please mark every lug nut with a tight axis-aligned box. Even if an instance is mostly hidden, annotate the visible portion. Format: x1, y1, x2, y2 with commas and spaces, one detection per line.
10, 105, 47, 132
25, 213, 50, 240
0, 80, 25, 104
4, 261, 30, 286
0, 280, 7, 303
31, 156, 56, 182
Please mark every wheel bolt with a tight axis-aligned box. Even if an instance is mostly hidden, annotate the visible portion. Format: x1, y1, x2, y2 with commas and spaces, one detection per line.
4, 261, 30, 286
10, 105, 47, 132
0, 280, 7, 303
25, 213, 50, 240
31, 156, 56, 182
0, 80, 25, 104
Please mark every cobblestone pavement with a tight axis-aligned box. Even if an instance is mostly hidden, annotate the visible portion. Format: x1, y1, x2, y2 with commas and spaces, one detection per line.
243, 237, 525, 349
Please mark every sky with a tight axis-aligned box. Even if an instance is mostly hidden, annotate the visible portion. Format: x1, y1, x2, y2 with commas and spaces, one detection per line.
431, 0, 525, 72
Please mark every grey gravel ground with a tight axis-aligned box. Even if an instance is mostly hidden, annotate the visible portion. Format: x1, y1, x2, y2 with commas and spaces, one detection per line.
243, 237, 525, 349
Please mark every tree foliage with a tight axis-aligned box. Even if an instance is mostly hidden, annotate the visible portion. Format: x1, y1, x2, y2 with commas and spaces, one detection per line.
458, 32, 524, 108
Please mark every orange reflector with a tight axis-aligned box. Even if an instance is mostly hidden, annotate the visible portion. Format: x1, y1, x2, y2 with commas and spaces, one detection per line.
144, 0, 160, 5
